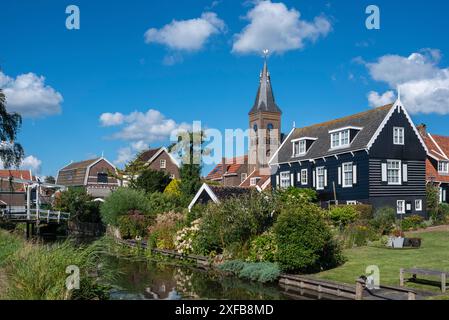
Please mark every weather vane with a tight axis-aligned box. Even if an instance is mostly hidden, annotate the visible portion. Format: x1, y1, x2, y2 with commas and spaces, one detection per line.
263, 49, 269, 59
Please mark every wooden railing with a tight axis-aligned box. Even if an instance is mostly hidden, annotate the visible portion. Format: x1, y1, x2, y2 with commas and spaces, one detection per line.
1, 209, 70, 223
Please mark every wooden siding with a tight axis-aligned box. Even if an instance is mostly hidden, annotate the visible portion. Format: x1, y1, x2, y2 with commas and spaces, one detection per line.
272, 151, 370, 203
57, 167, 88, 186
369, 159, 426, 197
87, 159, 118, 185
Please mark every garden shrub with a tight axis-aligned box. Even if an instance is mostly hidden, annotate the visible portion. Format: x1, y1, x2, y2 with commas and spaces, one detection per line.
117, 211, 150, 239
427, 183, 439, 219
218, 260, 280, 283
350, 204, 373, 220
246, 231, 277, 263
328, 206, 359, 226
100, 188, 152, 226
134, 168, 171, 194
147, 212, 185, 250
174, 219, 201, 255
401, 215, 425, 231
148, 192, 189, 216
194, 192, 275, 255
275, 188, 318, 210
54, 187, 101, 223
370, 207, 396, 235
239, 263, 280, 283
343, 223, 379, 248
273, 202, 344, 273
433, 203, 449, 225
218, 260, 246, 274
164, 179, 182, 196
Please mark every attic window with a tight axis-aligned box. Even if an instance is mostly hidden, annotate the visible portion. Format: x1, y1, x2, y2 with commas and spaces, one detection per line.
292, 137, 316, 157
250, 177, 260, 186
438, 161, 449, 174
331, 130, 350, 149
329, 126, 362, 149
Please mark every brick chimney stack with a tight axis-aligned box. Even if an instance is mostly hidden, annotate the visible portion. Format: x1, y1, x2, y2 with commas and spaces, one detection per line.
417, 123, 427, 137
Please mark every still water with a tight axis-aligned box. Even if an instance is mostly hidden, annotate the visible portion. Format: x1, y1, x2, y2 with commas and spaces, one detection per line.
107, 257, 293, 300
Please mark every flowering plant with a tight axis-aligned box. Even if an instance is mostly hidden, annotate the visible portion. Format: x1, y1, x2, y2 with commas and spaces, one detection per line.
174, 219, 201, 255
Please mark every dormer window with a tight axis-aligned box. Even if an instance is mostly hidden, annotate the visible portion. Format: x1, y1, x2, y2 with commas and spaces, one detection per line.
438, 161, 449, 174
292, 137, 316, 157
331, 130, 350, 149
329, 126, 362, 150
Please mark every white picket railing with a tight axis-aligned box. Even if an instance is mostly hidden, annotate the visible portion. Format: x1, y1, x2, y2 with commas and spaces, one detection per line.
1, 208, 70, 223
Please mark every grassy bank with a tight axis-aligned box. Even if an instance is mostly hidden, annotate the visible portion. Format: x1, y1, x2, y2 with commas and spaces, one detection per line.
0, 230, 111, 300
316, 229, 449, 294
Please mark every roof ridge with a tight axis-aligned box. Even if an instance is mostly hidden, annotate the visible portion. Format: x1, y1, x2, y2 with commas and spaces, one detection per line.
296, 104, 394, 132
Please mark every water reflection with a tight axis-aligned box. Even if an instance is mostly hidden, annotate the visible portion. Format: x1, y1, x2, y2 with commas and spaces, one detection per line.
107, 257, 288, 300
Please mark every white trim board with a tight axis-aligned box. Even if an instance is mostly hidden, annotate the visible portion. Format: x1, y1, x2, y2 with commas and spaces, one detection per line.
188, 183, 220, 212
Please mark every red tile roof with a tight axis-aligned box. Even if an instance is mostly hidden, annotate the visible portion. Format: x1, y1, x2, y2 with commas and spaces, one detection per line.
419, 128, 449, 183
240, 170, 271, 190
0, 169, 35, 192
206, 156, 248, 180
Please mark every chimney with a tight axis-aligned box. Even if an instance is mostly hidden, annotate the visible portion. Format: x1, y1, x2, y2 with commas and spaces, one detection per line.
221, 157, 226, 184
417, 123, 427, 137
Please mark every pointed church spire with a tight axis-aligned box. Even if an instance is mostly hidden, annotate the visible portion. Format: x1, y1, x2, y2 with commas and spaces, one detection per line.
249, 51, 282, 115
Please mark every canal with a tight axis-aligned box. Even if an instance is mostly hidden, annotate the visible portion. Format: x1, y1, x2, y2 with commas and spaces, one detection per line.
106, 256, 330, 300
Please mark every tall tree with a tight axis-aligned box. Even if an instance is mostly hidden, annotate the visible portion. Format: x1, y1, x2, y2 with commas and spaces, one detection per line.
0, 89, 24, 168
171, 131, 208, 198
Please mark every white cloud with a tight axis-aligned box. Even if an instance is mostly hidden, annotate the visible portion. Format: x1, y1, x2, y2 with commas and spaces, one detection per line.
0, 155, 42, 174
0, 72, 63, 118
144, 12, 226, 52
114, 147, 134, 165
100, 109, 189, 165
365, 49, 449, 114
367, 90, 395, 107
100, 109, 190, 143
100, 112, 125, 126
232, 1, 331, 55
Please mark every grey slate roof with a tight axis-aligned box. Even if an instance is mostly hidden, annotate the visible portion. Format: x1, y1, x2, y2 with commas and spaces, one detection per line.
249, 61, 282, 115
272, 104, 395, 164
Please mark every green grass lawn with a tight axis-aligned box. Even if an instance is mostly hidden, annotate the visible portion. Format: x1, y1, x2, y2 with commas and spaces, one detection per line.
316, 230, 449, 294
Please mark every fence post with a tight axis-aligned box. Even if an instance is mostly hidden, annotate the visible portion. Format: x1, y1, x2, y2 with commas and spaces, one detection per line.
58, 211, 61, 224
355, 279, 364, 300
47, 209, 50, 223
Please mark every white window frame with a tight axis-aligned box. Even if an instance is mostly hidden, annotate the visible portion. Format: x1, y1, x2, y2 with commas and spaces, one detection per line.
347, 200, 357, 205
316, 167, 325, 190
387, 160, 402, 185
330, 129, 351, 149
160, 159, 167, 169
301, 169, 308, 185
397, 200, 406, 214
415, 199, 422, 212
393, 127, 405, 145
241, 173, 247, 183
250, 177, 259, 186
280, 172, 291, 189
342, 162, 353, 188
438, 161, 449, 174
292, 140, 307, 157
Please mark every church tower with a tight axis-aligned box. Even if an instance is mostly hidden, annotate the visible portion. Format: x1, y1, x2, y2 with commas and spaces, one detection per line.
248, 58, 282, 175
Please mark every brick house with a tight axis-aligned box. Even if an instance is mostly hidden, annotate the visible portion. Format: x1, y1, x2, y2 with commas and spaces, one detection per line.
418, 124, 449, 203
138, 147, 180, 179
206, 156, 249, 187
56, 157, 119, 198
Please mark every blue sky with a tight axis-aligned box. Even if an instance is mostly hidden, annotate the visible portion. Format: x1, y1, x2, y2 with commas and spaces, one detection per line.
1, 0, 449, 176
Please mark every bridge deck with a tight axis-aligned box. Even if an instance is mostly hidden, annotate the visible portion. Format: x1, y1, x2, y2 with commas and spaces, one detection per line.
1, 209, 70, 224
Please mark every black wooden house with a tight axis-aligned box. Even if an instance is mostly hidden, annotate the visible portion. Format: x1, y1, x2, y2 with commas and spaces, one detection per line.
269, 98, 428, 217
